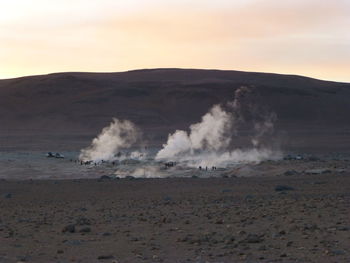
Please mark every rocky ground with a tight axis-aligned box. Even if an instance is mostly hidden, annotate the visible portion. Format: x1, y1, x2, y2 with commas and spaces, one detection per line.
0, 171, 349, 263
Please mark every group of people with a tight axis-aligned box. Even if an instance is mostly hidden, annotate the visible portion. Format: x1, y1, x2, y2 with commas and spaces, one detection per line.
164, 162, 176, 168
198, 166, 217, 171
69, 159, 118, 166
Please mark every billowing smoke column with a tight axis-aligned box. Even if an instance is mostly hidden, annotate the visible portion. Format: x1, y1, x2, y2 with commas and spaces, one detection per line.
79, 118, 141, 162
156, 86, 281, 167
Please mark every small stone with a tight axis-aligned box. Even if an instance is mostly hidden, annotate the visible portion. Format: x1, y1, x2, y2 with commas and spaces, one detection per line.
79, 227, 91, 233
245, 234, 264, 243
286, 241, 293, 247
97, 255, 114, 260
76, 217, 91, 226
237, 230, 246, 236
215, 219, 224, 224
62, 224, 75, 233
275, 185, 294, 191
4, 193, 12, 199
284, 170, 298, 176
258, 245, 266, 251
63, 239, 82, 246
279, 230, 286, 235
336, 226, 349, 231
16, 255, 29, 262
331, 249, 346, 255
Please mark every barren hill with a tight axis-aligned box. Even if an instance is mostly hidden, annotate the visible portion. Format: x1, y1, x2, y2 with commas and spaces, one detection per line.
0, 68, 349, 152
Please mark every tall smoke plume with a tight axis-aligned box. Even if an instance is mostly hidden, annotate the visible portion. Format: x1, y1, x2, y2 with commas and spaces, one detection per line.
156, 86, 281, 167
79, 118, 141, 162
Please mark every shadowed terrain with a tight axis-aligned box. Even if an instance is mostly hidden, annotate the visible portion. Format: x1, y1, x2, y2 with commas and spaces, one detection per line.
0, 68, 349, 152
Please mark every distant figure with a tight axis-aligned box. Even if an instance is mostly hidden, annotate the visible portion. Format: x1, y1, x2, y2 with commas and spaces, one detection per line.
205, 166, 208, 171
199, 166, 202, 170
165, 162, 175, 168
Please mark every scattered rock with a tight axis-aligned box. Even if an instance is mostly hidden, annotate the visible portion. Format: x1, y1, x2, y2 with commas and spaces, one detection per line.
4, 193, 12, 199
237, 230, 246, 236
311, 181, 327, 185
16, 255, 29, 262
244, 195, 254, 200
215, 219, 224, 224
243, 234, 264, 243
336, 226, 349, 231
331, 249, 346, 255
98, 255, 115, 260
79, 227, 91, 233
62, 224, 75, 233
163, 196, 172, 202
76, 217, 91, 225
63, 239, 82, 246
275, 185, 294, 191
286, 241, 293, 247
258, 245, 267, 251
284, 170, 298, 176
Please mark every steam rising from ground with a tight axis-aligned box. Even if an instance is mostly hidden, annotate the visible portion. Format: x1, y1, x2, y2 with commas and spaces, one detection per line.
156, 86, 281, 167
79, 118, 141, 162
79, 86, 281, 177
115, 165, 166, 178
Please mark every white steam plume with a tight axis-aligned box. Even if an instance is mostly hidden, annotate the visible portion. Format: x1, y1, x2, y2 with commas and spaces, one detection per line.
79, 118, 141, 162
157, 105, 231, 159
155, 86, 282, 167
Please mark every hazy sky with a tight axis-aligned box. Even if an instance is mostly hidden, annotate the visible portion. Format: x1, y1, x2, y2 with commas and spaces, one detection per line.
1, 0, 349, 81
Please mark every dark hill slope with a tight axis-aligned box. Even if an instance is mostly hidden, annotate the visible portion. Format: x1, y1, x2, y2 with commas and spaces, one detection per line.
0, 68, 349, 151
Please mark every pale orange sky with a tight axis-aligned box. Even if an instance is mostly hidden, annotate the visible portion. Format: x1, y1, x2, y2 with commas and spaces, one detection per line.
0, 0, 349, 82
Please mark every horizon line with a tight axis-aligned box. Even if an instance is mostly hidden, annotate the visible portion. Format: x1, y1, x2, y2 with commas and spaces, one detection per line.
0, 67, 349, 84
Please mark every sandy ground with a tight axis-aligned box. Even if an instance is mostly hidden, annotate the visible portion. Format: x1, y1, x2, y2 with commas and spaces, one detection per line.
0, 172, 349, 263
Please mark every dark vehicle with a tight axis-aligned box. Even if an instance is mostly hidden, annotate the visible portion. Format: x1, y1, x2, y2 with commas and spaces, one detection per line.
46, 152, 64, 158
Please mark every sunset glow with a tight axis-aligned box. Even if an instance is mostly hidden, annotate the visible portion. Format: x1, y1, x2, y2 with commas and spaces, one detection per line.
1, 0, 349, 81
